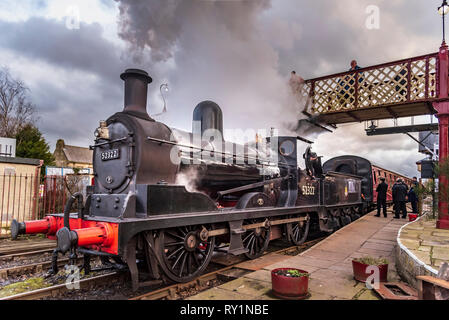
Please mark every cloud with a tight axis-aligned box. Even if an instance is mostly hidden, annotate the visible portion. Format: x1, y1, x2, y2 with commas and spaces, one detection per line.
0, 16, 130, 148
0, 0, 441, 178
114, 0, 303, 137
0, 17, 124, 81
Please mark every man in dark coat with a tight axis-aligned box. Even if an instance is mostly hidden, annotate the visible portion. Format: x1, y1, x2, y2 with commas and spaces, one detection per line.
375, 177, 388, 217
408, 184, 418, 213
392, 178, 408, 219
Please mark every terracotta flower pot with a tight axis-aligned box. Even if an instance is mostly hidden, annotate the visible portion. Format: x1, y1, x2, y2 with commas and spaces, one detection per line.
352, 260, 388, 283
408, 213, 418, 222
271, 268, 309, 300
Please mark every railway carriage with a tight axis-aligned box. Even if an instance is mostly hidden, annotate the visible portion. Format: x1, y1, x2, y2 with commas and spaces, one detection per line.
322, 156, 413, 210
11, 69, 377, 290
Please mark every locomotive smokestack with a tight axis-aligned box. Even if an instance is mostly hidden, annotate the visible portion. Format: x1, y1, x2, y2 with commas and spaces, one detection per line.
120, 69, 153, 119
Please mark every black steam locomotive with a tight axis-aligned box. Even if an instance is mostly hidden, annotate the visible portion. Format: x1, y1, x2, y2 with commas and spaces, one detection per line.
11, 69, 367, 290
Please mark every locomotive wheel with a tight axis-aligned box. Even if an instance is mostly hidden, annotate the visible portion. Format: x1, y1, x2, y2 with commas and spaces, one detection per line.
350, 206, 361, 221
338, 209, 351, 226
243, 219, 270, 260
286, 214, 310, 246
156, 225, 215, 283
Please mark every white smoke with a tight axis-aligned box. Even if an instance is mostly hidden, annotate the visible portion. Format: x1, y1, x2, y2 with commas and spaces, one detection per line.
175, 167, 200, 193
114, 0, 307, 139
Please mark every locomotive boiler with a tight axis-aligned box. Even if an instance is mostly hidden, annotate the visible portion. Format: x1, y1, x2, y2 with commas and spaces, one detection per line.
11, 69, 366, 290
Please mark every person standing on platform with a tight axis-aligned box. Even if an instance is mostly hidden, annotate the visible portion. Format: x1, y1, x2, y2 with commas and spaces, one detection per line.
408, 184, 418, 214
392, 178, 408, 219
375, 177, 388, 217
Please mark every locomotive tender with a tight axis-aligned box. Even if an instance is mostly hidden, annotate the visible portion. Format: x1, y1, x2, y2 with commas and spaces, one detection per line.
323, 156, 414, 210
12, 69, 372, 290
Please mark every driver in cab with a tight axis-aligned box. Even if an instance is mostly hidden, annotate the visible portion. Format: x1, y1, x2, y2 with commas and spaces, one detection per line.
306, 151, 323, 179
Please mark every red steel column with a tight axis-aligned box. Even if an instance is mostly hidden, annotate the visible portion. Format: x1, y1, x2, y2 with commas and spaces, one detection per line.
434, 42, 449, 229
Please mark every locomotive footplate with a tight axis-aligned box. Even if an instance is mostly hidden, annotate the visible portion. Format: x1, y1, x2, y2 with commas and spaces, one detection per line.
50, 205, 317, 256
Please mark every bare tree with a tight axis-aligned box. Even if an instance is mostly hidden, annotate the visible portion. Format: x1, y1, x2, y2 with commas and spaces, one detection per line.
0, 67, 36, 138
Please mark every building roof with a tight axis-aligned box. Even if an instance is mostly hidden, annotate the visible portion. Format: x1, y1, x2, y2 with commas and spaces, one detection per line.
0, 156, 41, 166
63, 145, 93, 164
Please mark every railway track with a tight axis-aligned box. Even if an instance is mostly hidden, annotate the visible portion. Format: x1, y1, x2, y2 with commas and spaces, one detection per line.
0, 272, 123, 300
0, 256, 85, 280
130, 237, 325, 300
0, 248, 54, 263
0, 237, 324, 300
0, 239, 56, 257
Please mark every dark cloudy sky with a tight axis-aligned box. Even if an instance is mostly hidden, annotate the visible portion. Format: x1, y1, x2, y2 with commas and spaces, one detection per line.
0, 0, 443, 177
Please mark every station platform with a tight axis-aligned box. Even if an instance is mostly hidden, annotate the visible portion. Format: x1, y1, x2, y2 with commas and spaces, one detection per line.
187, 211, 409, 300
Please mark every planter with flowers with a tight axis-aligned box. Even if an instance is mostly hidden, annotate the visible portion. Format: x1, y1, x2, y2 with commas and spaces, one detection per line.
271, 268, 310, 300
352, 256, 389, 283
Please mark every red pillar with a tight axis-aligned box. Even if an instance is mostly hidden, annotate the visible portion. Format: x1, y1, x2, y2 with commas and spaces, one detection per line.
433, 42, 449, 229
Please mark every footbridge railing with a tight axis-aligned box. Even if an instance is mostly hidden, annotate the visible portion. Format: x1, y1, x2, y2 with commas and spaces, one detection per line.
301, 53, 441, 124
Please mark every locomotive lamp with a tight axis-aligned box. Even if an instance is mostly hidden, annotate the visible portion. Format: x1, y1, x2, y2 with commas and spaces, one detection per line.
94, 120, 110, 140
439, 0, 449, 43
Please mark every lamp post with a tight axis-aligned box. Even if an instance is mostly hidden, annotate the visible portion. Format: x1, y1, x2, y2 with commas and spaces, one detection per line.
439, 0, 449, 44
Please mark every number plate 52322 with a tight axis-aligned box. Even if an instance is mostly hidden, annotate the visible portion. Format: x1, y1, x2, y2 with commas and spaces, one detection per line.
101, 149, 120, 161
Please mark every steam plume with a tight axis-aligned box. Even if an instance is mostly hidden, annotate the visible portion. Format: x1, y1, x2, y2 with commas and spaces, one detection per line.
114, 0, 307, 138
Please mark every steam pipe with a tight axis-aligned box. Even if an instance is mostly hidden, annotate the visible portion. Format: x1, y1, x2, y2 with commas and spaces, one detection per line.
63, 192, 83, 230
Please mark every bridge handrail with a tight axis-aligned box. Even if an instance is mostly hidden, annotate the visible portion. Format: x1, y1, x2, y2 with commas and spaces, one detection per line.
302, 52, 439, 115
304, 52, 438, 83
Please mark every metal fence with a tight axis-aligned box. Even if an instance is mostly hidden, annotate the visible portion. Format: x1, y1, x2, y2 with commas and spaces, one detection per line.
0, 174, 92, 235
0, 174, 38, 235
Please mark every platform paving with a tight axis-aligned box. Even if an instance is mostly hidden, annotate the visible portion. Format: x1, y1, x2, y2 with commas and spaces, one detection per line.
187, 211, 408, 300
398, 208, 449, 271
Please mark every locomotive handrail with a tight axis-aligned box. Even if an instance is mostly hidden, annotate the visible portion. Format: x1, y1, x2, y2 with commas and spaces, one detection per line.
217, 176, 290, 197
89, 137, 128, 149
325, 171, 364, 180
147, 136, 280, 166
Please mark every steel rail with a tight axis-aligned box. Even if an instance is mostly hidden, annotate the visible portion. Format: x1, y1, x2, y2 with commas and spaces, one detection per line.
0, 256, 84, 280
0, 272, 121, 300
0, 248, 54, 262
0, 243, 56, 257
130, 237, 325, 301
